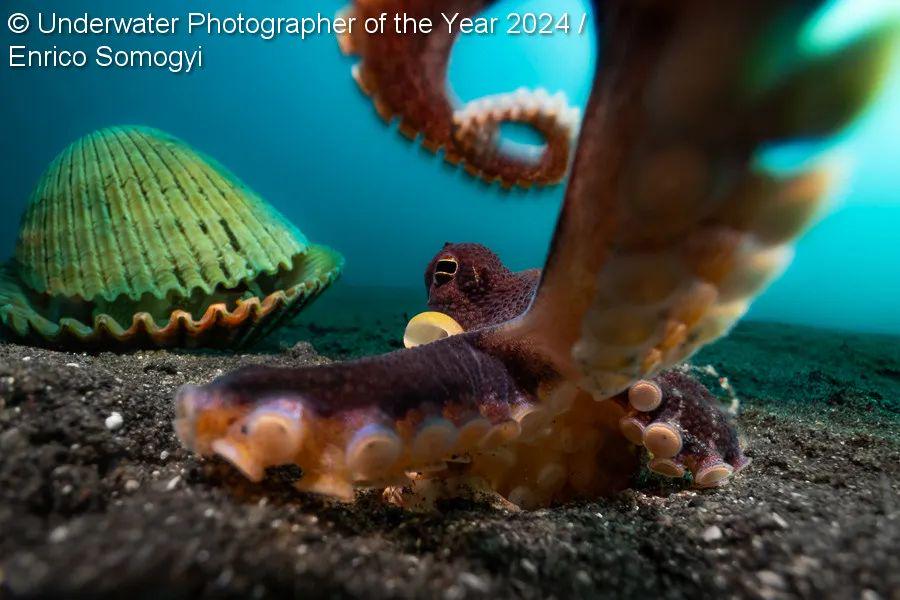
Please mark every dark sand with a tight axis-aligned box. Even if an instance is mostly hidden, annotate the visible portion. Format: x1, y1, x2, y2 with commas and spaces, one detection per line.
1, 286, 898, 599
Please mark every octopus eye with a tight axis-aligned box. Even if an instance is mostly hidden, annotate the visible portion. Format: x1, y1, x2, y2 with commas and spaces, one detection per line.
433, 258, 458, 286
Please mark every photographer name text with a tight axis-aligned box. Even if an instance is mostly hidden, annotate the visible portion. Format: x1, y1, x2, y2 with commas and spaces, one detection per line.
7, 10, 588, 75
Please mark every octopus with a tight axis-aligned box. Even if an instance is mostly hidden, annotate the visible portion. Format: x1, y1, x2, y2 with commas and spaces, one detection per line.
174, 1, 895, 508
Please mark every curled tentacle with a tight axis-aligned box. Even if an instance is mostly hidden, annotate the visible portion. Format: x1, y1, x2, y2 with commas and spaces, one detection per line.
338, 0, 578, 187
617, 371, 749, 488
451, 89, 580, 187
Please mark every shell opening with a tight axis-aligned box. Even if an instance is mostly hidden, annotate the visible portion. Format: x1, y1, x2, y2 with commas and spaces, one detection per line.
403, 311, 465, 348
1, 245, 342, 348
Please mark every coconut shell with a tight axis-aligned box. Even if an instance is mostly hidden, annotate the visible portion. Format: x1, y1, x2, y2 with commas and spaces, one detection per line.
1, 126, 344, 349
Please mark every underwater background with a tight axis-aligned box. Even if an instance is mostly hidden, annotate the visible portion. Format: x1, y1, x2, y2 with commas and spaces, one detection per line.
1, 0, 898, 335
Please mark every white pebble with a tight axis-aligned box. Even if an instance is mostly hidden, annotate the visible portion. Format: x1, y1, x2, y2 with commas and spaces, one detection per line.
49, 526, 68, 543
701, 364, 718, 376
520, 558, 538, 575
160, 450, 170, 461
458, 573, 490, 593
166, 475, 181, 491
105, 412, 124, 431
701, 525, 723, 541
125, 480, 140, 492
757, 570, 787, 589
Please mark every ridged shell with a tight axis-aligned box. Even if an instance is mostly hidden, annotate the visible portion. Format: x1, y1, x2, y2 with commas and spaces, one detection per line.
16, 126, 311, 303
0, 126, 344, 348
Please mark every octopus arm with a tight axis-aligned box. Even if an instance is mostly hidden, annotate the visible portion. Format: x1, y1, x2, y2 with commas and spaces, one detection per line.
175, 332, 556, 498
339, 0, 579, 187
501, 1, 899, 397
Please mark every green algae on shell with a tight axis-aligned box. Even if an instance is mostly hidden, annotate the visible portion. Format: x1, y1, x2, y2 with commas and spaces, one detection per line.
0, 126, 344, 348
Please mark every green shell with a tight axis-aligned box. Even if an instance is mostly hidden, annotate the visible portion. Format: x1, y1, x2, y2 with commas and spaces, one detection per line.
0, 126, 344, 349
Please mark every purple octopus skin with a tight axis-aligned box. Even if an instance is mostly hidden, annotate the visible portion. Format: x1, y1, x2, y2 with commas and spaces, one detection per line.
189, 331, 551, 424
174, 1, 887, 505
618, 371, 751, 482
425, 243, 540, 330
423, 243, 749, 487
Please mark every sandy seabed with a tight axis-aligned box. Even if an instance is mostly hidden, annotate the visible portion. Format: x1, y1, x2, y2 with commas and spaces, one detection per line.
0, 286, 897, 599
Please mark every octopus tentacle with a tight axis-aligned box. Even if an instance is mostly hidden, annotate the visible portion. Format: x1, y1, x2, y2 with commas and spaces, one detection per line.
501, 2, 897, 397
338, 0, 578, 187
618, 371, 749, 488
451, 89, 580, 188
176, 332, 560, 500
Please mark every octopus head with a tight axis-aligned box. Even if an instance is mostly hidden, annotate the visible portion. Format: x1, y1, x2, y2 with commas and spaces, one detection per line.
425, 243, 508, 320
174, 373, 306, 481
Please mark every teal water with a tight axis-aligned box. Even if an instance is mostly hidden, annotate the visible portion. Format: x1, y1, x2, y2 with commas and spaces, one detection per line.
1, 0, 898, 334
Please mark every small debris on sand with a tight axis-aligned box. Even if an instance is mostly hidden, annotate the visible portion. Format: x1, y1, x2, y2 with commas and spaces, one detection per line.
104, 412, 123, 431
701, 525, 723, 542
